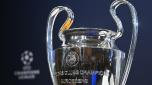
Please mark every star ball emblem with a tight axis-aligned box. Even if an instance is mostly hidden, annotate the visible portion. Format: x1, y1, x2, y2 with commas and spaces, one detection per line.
21, 50, 34, 65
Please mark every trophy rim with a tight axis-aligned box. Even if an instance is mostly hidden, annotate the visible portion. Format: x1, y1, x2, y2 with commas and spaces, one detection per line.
62, 27, 116, 37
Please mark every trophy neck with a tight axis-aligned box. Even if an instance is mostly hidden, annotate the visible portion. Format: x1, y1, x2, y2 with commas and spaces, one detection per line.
61, 28, 117, 48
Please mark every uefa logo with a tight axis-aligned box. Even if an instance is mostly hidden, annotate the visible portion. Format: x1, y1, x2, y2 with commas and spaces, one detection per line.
65, 51, 79, 67
21, 50, 33, 66
14, 50, 40, 80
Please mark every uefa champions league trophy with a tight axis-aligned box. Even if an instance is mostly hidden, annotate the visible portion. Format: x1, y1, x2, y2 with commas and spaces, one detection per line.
46, 0, 138, 85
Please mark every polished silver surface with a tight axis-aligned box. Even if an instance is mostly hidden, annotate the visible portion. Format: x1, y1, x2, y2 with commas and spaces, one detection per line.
46, 0, 138, 85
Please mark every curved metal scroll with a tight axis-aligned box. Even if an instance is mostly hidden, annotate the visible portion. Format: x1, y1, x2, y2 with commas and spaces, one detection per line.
110, 0, 138, 85
46, 6, 74, 84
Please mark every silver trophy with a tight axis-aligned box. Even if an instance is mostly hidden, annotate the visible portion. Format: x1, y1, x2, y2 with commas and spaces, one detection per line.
46, 0, 138, 85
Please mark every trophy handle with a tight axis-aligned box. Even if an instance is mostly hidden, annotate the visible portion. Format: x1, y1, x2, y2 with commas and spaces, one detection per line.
46, 6, 74, 84
110, 0, 138, 85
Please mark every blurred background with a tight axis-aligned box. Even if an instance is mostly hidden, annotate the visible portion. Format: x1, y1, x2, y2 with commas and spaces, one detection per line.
3, 0, 152, 85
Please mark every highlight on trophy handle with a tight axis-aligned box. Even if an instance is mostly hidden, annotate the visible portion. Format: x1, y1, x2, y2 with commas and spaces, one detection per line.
46, 6, 74, 84
47, 6, 74, 50
110, 0, 138, 85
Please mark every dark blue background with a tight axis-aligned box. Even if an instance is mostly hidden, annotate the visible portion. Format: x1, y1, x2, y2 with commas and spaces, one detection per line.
3, 0, 152, 85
